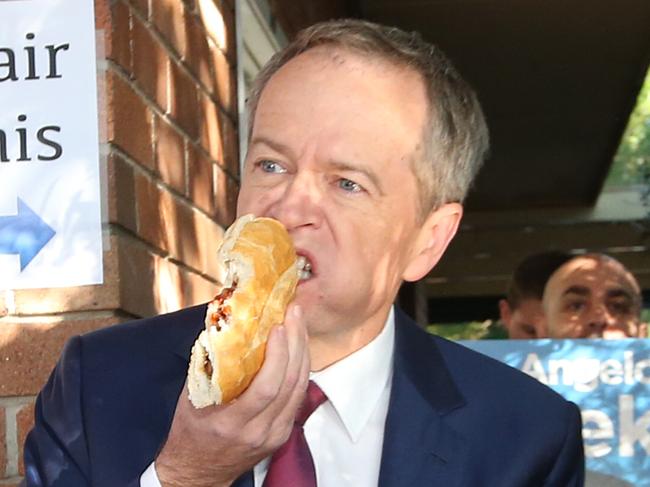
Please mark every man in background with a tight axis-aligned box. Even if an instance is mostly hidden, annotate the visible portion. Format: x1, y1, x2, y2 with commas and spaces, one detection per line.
543, 254, 645, 486
543, 253, 647, 339
499, 251, 571, 339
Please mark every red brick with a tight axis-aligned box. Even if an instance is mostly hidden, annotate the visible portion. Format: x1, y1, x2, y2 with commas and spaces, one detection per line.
180, 268, 218, 308
155, 117, 186, 193
135, 174, 165, 252
116, 236, 157, 317
132, 16, 169, 112
135, 174, 189, 261
110, 1, 132, 73
108, 72, 154, 169
0, 239, 121, 316
185, 14, 214, 93
219, 0, 236, 61
199, 92, 224, 163
152, 0, 187, 58
115, 233, 212, 316
187, 145, 215, 215
169, 62, 200, 139
204, 0, 236, 60
161, 190, 184, 261
183, 0, 197, 14
175, 202, 200, 270
219, 112, 239, 178
0, 406, 5, 478
131, 0, 149, 18
107, 153, 137, 232
156, 201, 223, 278
0, 316, 124, 397
196, 0, 233, 57
97, 69, 110, 144
17, 402, 35, 476
152, 257, 184, 314
194, 212, 224, 278
210, 42, 237, 115
95, 0, 114, 100
94, 0, 112, 34
215, 166, 238, 228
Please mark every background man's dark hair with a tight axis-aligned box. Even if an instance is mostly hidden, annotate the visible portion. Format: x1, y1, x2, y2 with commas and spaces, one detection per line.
506, 251, 572, 308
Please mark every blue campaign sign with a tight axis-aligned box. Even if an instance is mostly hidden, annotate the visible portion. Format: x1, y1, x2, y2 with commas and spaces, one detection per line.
0, 198, 55, 270
461, 339, 650, 486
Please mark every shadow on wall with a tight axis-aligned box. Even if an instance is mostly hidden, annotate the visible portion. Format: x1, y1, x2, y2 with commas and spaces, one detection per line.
105, 0, 240, 315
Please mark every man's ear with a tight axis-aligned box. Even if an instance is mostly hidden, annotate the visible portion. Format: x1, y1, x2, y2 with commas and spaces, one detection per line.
498, 299, 512, 327
536, 315, 549, 339
402, 202, 463, 282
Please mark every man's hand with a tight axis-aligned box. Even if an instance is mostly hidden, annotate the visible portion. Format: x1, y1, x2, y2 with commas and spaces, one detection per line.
155, 304, 310, 487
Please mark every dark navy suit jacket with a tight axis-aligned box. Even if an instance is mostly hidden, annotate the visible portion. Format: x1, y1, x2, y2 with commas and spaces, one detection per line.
23, 305, 584, 486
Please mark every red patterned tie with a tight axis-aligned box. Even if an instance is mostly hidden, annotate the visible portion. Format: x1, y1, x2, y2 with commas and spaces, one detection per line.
263, 381, 327, 487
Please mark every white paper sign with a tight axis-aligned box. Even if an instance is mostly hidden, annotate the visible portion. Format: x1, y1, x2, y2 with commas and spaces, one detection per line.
0, 0, 103, 289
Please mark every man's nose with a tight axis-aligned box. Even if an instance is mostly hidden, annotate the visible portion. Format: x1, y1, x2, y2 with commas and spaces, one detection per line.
268, 173, 322, 231
585, 305, 617, 338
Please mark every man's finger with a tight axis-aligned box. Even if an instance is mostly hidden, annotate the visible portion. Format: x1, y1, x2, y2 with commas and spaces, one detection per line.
266, 341, 311, 444
241, 304, 310, 436
282, 304, 308, 387
224, 324, 290, 420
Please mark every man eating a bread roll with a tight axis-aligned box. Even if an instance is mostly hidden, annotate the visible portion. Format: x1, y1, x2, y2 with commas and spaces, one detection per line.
23, 19, 585, 487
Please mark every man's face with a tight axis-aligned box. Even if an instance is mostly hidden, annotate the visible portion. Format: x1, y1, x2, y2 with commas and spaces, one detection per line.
237, 47, 433, 350
499, 298, 545, 339
543, 256, 642, 338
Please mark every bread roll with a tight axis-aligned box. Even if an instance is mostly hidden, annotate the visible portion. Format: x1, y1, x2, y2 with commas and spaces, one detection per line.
187, 214, 299, 408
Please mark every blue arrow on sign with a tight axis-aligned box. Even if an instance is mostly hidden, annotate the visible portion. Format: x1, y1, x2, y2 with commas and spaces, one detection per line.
0, 198, 56, 271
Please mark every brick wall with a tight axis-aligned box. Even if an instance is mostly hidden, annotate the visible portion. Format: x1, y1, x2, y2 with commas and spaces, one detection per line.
0, 0, 239, 483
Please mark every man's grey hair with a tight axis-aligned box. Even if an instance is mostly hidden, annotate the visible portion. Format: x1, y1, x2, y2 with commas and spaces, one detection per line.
246, 19, 490, 215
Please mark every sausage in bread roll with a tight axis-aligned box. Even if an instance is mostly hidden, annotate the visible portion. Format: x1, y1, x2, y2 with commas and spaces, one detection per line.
187, 214, 300, 408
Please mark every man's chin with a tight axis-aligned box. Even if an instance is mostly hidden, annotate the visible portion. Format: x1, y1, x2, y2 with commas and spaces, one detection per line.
601, 330, 631, 339
292, 282, 318, 311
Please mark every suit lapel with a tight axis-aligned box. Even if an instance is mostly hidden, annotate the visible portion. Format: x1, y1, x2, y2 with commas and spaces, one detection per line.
232, 471, 254, 487
160, 304, 207, 433
169, 303, 208, 361
155, 305, 471, 486
378, 309, 469, 487
135, 305, 207, 466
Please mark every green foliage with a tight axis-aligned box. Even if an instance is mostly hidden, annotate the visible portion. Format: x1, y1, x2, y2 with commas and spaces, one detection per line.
429, 309, 650, 340
427, 320, 508, 340
642, 307, 650, 326
605, 67, 650, 205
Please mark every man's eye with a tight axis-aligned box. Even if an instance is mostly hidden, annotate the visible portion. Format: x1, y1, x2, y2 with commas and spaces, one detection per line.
521, 324, 536, 337
338, 178, 363, 193
258, 160, 286, 173
609, 301, 632, 315
567, 301, 585, 312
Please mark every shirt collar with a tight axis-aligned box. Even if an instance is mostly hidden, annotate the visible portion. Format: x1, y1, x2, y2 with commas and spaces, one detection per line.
310, 306, 395, 443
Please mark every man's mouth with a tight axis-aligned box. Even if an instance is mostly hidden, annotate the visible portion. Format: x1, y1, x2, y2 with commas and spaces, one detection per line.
297, 255, 313, 281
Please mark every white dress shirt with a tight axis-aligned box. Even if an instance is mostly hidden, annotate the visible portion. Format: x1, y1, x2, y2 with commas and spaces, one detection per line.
141, 307, 395, 487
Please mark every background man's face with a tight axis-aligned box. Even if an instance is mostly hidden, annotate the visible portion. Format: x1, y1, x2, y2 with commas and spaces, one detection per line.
543, 256, 642, 338
499, 298, 545, 339
237, 47, 430, 346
